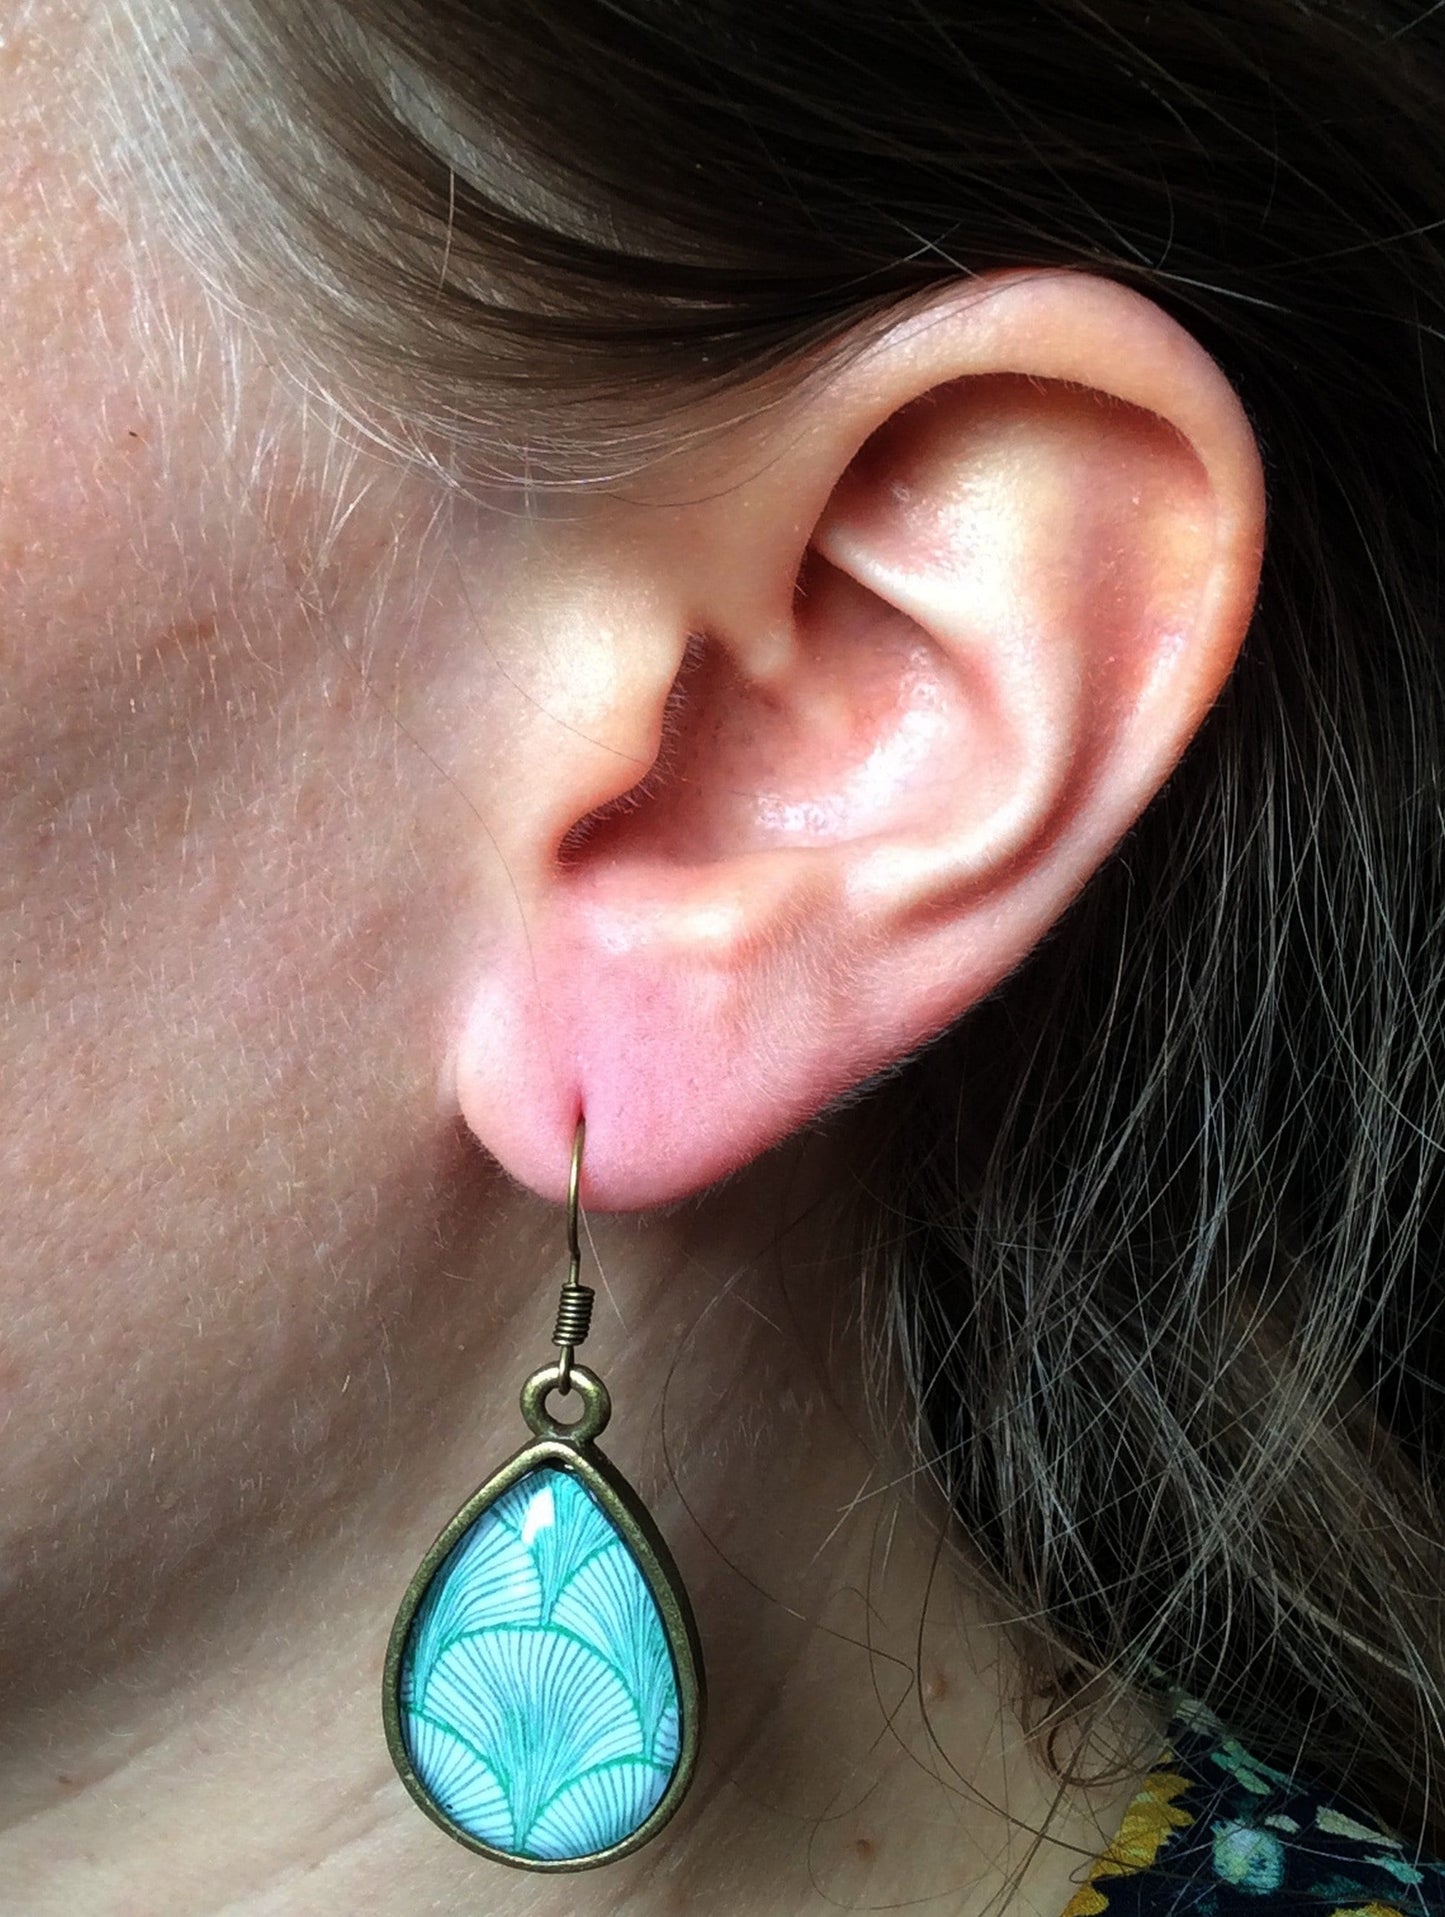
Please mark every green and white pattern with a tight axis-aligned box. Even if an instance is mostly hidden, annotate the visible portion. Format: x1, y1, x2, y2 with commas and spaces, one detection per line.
399, 1465, 681, 1861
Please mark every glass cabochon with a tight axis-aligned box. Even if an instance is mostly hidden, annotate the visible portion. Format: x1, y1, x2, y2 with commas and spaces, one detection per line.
397, 1465, 683, 1863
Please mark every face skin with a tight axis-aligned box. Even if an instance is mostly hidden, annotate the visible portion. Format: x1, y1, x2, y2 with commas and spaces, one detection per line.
0, 5, 1265, 1912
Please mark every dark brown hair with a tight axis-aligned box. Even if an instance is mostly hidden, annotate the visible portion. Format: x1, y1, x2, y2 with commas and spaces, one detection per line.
134, 0, 1445, 1848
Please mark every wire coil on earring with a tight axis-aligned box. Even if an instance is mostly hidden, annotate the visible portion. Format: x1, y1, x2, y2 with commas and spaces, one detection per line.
551, 1282, 595, 1354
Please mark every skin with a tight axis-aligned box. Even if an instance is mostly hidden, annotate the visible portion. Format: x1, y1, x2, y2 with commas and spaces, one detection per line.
0, 4, 1265, 1912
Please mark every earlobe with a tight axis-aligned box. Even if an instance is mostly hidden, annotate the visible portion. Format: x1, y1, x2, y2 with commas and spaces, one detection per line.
452, 272, 1265, 1210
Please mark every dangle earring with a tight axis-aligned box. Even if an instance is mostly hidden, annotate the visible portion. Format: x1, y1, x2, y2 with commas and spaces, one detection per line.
382, 1115, 705, 1870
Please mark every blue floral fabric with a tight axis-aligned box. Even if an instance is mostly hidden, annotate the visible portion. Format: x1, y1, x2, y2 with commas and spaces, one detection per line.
1063, 1699, 1445, 1917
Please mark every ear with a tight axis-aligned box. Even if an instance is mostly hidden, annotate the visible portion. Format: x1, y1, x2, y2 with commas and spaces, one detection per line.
451, 270, 1265, 1210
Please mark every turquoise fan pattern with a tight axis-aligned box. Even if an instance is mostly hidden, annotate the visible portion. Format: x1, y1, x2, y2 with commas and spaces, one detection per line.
399, 1466, 682, 1861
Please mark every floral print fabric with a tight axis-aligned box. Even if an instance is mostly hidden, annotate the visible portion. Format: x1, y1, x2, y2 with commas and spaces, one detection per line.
1063, 1700, 1445, 1917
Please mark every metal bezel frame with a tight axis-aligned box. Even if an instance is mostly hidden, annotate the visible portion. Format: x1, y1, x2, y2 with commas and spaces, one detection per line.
381, 1429, 706, 1872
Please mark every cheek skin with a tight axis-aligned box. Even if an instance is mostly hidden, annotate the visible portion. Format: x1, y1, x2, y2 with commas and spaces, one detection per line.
0, 54, 539, 1696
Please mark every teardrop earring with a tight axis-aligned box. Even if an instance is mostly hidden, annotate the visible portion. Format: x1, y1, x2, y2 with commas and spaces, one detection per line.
381, 1115, 706, 1870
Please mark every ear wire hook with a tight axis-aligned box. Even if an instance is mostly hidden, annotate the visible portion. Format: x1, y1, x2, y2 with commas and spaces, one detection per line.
567, 1114, 584, 1284
552, 1115, 593, 1392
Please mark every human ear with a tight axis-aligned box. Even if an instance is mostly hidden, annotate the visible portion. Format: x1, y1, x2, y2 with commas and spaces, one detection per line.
451, 270, 1266, 1209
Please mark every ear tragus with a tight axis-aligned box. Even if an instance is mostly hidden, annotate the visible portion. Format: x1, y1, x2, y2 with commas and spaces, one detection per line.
557, 632, 710, 865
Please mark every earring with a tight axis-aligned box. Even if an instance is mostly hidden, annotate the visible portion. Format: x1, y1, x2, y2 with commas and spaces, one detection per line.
382, 1115, 705, 1870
